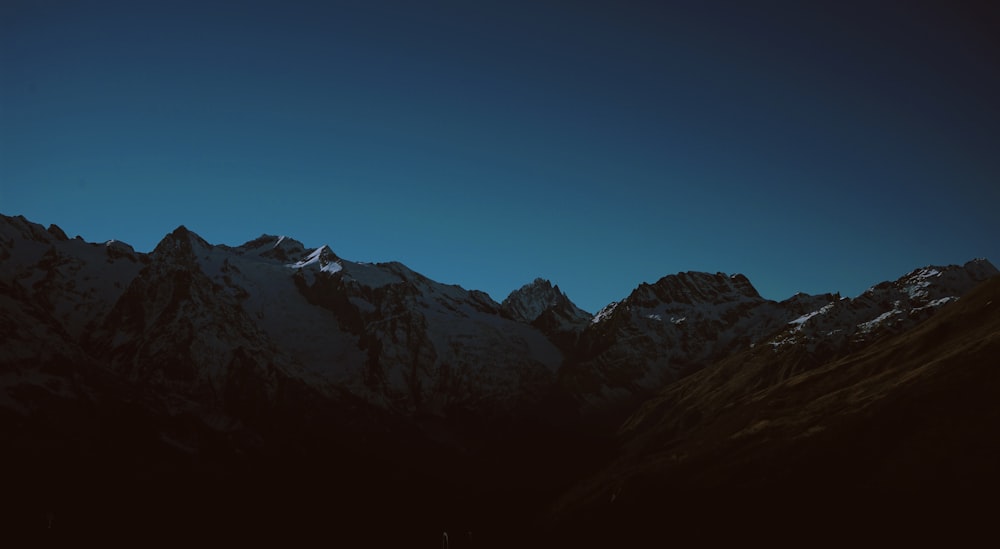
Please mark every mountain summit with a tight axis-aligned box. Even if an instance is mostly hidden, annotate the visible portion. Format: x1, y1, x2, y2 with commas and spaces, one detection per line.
502, 277, 591, 324
2, 212, 997, 542
564, 261, 997, 415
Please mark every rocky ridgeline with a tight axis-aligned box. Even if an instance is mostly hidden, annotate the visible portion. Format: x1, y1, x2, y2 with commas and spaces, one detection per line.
2, 212, 996, 425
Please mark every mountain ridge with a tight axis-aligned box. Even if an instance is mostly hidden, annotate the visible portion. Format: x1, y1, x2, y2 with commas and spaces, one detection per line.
3, 211, 997, 543
4, 212, 996, 420
545, 273, 1000, 545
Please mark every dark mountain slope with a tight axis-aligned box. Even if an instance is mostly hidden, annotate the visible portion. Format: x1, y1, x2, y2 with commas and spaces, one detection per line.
3, 212, 997, 545
502, 278, 591, 353
548, 274, 1000, 545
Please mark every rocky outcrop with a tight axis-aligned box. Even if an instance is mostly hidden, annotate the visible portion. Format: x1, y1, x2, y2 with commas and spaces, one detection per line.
563, 271, 833, 412
3, 211, 995, 431
548, 274, 1000, 546
564, 261, 998, 417
3, 212, 997, 543
289, 255, 563, 416
503, 278, 592, 353
502, 278, 591, 324
1, 215, 562, 421
768, 259, 999, 352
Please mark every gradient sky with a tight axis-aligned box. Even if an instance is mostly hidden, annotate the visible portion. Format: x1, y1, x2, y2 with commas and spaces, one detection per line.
3, 0, 999, 313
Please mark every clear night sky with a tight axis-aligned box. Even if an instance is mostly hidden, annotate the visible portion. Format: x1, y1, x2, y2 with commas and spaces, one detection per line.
3, 0, 999, 313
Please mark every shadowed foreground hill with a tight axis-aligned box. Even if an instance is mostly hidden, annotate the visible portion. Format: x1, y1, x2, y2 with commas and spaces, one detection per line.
547, 275, 1000, 545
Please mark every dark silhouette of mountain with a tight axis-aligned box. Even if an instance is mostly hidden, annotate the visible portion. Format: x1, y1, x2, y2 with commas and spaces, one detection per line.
546, 274, 1000, 546
501, 277, 591, 354
2, 212, 997, 546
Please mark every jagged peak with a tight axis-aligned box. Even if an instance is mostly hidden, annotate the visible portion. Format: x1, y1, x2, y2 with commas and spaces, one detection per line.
1, 213, 57, 244
873, 260, 1000, 302
166, 225, 210, 247
238, 233, 305, 250
899, 259, 998, 279
234, 233, 308, 262
781, 290, 839, 306
502, 276, 590, 324
631, 270, 762, 306
287, 244, 342, 275
503, 278, 557, 305
506, 277, 555, 296
963, 258, 999, 276
860, 260, 1000, 297
152, 225, 211, 256
47, 224, 68, 241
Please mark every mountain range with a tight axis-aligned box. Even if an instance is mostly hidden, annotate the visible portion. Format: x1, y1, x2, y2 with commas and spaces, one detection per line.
2, 212, 997, 545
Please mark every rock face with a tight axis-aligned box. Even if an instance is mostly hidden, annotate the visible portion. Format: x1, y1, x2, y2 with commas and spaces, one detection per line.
0, 214, 568, 540
4, 211, 995, 423
548, 274, 1000, 547
502, 278, 592, 352
4, 212, 996, 422
559, 262, 998, 414
1, 215, 562, 422
562, 271, 835, 409
2, 211, 998, 543
770, 260, 999, 351
501, 278, 591, 325
88, 226, 294, 416
283, 252, 563, 416
0, 215, 146, 346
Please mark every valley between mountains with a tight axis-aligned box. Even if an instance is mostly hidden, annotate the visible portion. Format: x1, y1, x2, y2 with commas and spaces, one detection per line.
2, 213, 998, 545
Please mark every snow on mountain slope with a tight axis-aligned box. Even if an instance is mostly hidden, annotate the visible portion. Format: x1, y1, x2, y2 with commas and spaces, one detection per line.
559, 259, 998, 415
291, 255, 563, 414
1, 215, 563, 418
231, 233, 563, 413
768, 259, 999, 350
502, 278, 593, 353
3, 212, 996, 425
556, 275, 1000, 546
564, 271, 838, 409
216, 234, 364, 384
287, 244, 343, 275
0, 215, 147, 341
502, 278, 592, 325
83, 225, 306, 418
261, 235, 561, 411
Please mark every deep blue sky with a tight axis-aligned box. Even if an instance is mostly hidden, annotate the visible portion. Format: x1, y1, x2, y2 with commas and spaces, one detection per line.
3, 0, 999, 312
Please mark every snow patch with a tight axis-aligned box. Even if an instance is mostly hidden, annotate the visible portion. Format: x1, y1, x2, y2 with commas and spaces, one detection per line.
912, 296, 958, 314
287, 245, 341, 273
790, 310, 821, 326
289, 246, 325, 268
788, 302, 835, 330
858, 309, 903, 333
770, 335, 797, 349
592, 301, 619, 323
904, 267, 944, 299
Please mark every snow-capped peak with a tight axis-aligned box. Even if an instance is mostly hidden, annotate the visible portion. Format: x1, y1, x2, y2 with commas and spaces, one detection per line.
501, 277, 591, 324
287, 245, 342, 274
